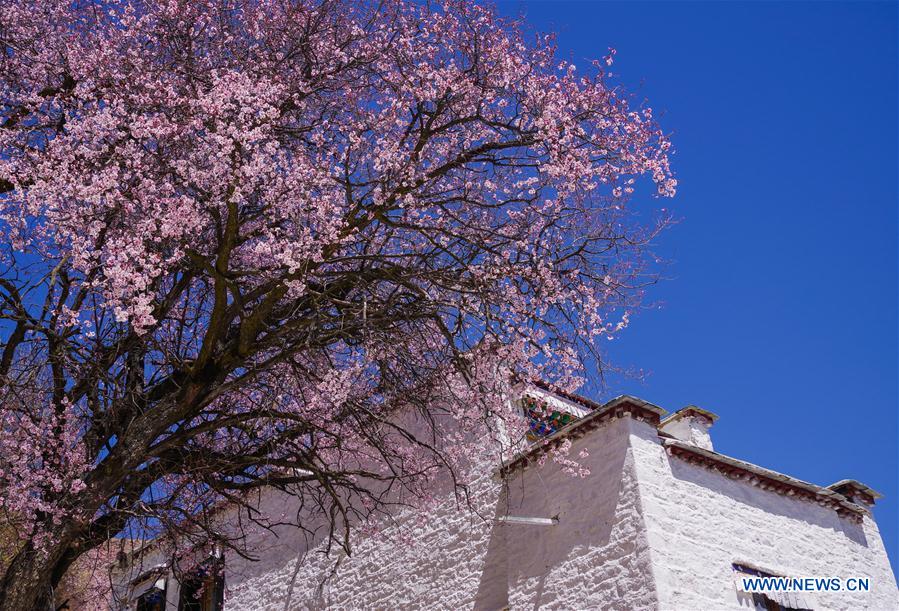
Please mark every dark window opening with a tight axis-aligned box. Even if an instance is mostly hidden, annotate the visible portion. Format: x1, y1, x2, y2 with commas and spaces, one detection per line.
177, 560, 225, 611
732, 563, 813, 611
136, 585, 166, 611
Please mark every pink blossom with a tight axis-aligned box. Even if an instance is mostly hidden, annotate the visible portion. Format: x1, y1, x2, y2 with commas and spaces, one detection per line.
0, 1, 674, 605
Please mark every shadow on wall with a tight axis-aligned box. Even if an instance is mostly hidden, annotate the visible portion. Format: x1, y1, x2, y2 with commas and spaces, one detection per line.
474, 420, 640, 609
667, 457, 868, 547
473, 502, 509, 610
219, 490, 330, 584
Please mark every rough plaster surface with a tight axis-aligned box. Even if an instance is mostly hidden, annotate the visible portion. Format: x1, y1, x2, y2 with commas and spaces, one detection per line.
114, 414, 899, 610
629, 419, 899, 611
502, 417, 658, 610
658, 415, 713, 451
221, 475, 505, 610
220, 418, 657, 610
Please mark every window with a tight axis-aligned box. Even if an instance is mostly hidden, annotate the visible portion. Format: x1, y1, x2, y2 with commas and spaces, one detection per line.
732, 563, 813, 611
135, 584, 166, 611
177, 560, 225, 611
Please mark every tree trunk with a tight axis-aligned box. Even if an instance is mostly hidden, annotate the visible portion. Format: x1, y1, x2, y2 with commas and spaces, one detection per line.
0, 534, 74, 611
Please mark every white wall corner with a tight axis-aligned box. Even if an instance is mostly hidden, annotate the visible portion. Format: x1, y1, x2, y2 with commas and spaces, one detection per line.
658, 406, 718, 451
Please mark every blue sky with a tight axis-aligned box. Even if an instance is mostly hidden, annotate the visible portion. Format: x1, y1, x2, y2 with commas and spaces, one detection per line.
495, 0, 898, 577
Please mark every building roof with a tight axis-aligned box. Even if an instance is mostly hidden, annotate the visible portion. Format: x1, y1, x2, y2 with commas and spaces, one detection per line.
659, 404, 719, 426
663, 439, 868, 520
502, 387, 873, 521
827, 479, 883, 504
500, 394, 666, 475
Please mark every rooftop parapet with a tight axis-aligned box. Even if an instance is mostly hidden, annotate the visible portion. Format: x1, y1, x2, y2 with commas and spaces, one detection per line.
659, 405, 718, 451
827, 479, 883, 507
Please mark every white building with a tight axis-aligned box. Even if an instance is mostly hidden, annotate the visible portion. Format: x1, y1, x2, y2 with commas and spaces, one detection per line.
112, 389, 898, 610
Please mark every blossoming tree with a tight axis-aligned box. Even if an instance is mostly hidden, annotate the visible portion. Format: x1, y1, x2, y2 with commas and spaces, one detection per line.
0, 0, 675, 607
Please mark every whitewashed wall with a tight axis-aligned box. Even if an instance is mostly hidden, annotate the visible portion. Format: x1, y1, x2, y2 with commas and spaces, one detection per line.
629, 419, 899, 611
502, 416, 659, 610
218, 414, 659, 610
220, 476, 504, 610
113, 411, 899, 610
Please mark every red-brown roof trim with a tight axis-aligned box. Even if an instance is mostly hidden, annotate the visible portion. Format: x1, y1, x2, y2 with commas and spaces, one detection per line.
499, 394, 666, 475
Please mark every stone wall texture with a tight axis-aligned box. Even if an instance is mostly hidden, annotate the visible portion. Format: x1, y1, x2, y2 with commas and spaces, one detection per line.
221, 416, 659, 611
115, 412, 899, 610
629, 419, 899, 611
